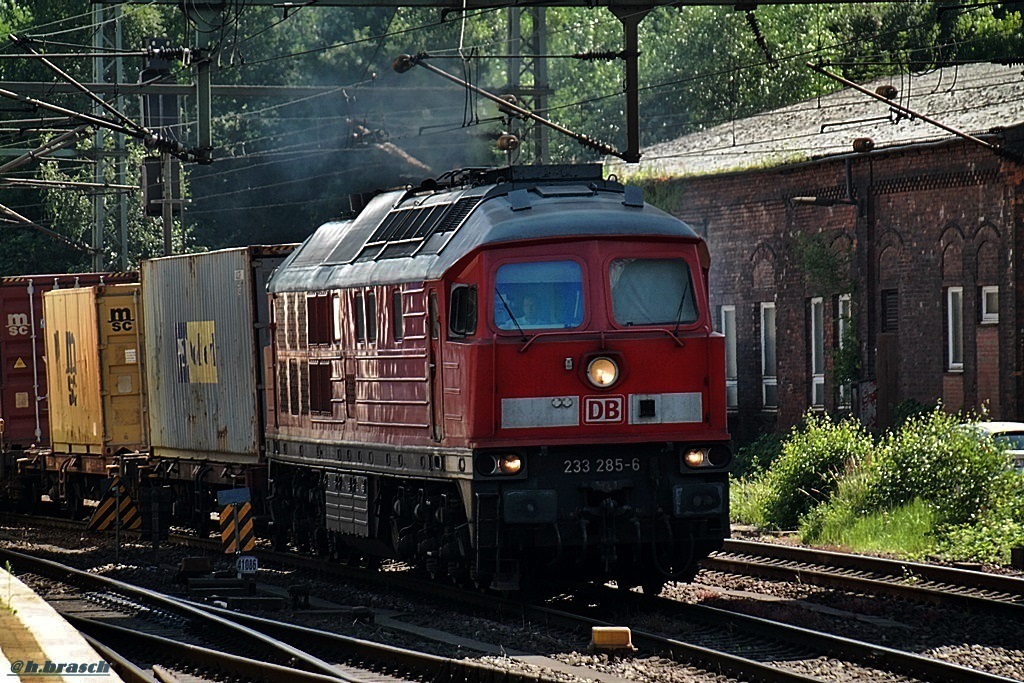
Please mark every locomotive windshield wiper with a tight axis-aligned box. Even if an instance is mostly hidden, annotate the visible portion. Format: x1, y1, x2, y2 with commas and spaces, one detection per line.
673, 277, 693, 336
495, 287, 527, 341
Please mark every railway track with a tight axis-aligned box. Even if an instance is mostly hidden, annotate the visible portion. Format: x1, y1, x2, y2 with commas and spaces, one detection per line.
707, 539, 1024, 617
170, 532, 1022, 682
3, 515, 1022, 682
0, 545, 562, 683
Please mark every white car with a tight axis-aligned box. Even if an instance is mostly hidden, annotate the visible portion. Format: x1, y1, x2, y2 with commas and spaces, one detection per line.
972, 422, 1024, 471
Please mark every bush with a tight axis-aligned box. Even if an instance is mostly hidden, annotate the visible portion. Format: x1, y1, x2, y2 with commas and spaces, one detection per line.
867, 409, 1011, 527
732, 432, 785, 478
801, 407, 1024, 562
757, 413, 873, 529
936, 471, 1024, 563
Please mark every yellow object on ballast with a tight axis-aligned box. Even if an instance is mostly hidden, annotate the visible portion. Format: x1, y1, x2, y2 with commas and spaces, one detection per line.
590, 626, 636, 652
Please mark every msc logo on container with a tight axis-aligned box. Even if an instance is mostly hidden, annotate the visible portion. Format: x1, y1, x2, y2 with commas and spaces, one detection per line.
108, 307, 134, 332
6, 313, 29, 337
583, 395, 625, 424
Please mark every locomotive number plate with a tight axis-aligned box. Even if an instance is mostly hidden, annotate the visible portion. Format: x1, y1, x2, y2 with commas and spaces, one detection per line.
563, 457, 641, 474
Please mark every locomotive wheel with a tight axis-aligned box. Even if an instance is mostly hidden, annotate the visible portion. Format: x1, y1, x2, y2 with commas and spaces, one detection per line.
272, 522, 289, 551
65, 483, 83, 520
641, 578, 666, 596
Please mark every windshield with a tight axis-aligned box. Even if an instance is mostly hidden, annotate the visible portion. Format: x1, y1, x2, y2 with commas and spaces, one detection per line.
610, 258, 697, 326
993, 433, 1024, 450
494, 261, 584, 330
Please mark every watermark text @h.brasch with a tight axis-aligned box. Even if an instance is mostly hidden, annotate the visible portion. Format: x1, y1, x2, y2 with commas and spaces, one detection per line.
9, 660, 111, 676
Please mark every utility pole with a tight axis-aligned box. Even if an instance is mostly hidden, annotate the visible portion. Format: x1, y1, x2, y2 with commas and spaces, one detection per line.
91, 3, 128, 270
161, 152, 172, 255
506, 7, 551, 163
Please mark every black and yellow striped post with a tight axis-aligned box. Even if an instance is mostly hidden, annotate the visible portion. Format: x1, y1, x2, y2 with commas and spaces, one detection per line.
87, 476, 142, 531
219, 501, 255, 554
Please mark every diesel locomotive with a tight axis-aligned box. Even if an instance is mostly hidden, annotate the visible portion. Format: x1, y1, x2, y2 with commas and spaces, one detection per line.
0, 164, 729, 593
264, 164, 730, 592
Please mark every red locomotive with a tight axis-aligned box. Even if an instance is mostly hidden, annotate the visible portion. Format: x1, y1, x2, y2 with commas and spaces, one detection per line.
265, 165, 730, 592
0, 165, 728, 593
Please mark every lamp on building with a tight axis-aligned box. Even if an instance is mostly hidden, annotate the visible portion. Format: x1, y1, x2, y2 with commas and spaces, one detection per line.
791, 196, 858, 207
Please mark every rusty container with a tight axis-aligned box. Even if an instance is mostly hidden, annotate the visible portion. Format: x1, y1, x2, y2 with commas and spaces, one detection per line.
141, 246, 295, 464
0, 273, 136, 451
43, 283, 146, 455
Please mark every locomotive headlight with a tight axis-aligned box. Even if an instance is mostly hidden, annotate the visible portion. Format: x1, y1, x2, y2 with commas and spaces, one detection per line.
499, 454, 523, 474
587, 357, 619, 388
683, 448, 707, 468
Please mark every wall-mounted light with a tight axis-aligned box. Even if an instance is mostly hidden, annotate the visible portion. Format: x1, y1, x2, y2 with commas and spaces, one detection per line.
791, 196, 858, 207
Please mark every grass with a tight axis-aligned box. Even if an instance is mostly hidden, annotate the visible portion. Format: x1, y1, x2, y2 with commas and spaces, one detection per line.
803, 498, 937, 558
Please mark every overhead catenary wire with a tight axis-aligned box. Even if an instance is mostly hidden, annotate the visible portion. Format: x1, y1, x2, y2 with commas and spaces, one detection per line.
4, 0, 1019, 224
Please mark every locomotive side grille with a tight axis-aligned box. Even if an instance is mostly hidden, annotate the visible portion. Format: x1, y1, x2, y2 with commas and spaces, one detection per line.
353, 197, 482, 262
434, 197, 480, 233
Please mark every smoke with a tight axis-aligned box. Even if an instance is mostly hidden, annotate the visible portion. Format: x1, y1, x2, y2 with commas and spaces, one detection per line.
185, 50, 498, 248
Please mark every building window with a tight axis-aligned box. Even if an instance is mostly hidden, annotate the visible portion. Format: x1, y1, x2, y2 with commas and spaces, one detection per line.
393, 290, 405, 341
837, 294, 852, 409
947, 286, 963, 371
981, 286, 998, 324
721, 305, 737, 410
760, 302, 777, 410
881, 289, 898, 333
810, 297, 824, 408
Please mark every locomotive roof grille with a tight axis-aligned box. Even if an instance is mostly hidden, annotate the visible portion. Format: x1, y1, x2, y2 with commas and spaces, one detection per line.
353, 195, 482, 262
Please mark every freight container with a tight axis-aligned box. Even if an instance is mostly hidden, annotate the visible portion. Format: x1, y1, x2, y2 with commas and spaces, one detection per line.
0, 273, 136, 451
141, 245, 295, 464
43, 284, 146, 454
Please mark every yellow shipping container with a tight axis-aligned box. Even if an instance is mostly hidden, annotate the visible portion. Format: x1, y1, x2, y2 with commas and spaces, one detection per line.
43, 284, 147, 454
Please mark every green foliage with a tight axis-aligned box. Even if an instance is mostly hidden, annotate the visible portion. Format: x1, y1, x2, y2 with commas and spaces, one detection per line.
937, 485, 1024, 564
866, 410, 1009, 526
802, 498, 937, 557
792, 232, 850, 293
799, 408, 1024, 564
755, 413, 873, 529
891, 398, 940, 430
831, 311, 860, 387
733, 432, 785, 479
2, 2, 1023, 268
730, 477, 771, 528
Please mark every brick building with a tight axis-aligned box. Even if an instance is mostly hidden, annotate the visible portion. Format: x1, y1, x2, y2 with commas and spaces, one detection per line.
624, 64, 1024, 442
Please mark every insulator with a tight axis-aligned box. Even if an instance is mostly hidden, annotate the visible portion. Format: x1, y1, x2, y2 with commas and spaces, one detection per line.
497, 94, 518, 115
853, 137, 875, 153
392, 54, 415, 73
875, 84, 898, 99
497, 134, 520, 151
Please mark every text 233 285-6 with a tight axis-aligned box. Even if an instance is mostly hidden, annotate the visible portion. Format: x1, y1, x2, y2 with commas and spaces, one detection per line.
563, 458, 641, 474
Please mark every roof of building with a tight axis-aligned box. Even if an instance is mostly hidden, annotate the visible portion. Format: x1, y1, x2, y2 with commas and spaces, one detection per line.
626, 62, 1024, 177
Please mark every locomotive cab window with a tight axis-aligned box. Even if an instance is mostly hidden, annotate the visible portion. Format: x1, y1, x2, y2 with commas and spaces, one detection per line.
494, 261, 584, 331
610, 258, 697, 327
449, 284, 477, 337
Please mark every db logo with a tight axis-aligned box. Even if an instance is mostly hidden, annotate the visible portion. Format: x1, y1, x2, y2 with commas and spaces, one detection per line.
583, 396, 625, 424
